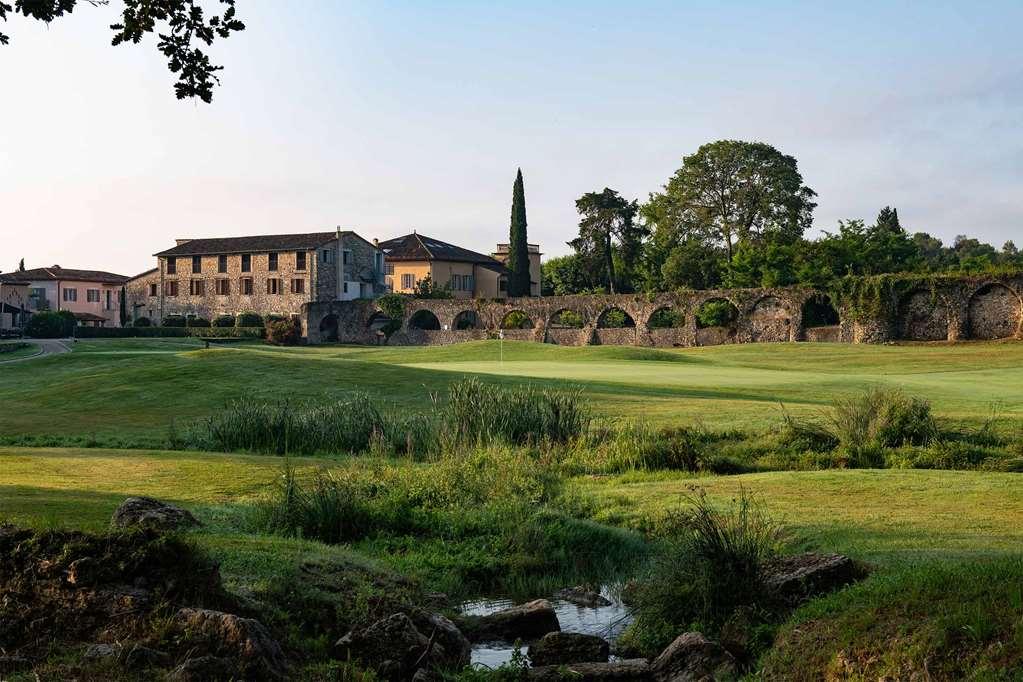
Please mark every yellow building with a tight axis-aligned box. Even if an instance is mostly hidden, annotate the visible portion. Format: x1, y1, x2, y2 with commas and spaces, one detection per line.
379, 233, 541, 299
491, 242, 543, 297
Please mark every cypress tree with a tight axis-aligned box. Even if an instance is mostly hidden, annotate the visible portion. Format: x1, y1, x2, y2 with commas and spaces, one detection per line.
507, 168, 531, 296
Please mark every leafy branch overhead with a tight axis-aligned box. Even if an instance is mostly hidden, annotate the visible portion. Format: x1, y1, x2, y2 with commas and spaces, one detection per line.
0, 0, 245, 102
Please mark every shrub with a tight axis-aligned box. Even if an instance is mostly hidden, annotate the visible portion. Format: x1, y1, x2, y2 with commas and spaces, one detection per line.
442, 378, 588, 445
501, 310, 532, 330
236, 311, 263, 327
186, 316, 211, 328
829, 387, 936, 463
213, 314, 236, 328
266, 318, 300, 345
625, 487, 783, 656
162, 315, 187, 327
25, 311, 74, 338
695, 300, 737, 328
600, 308, 632, 328
375, 293, 406, 323
132, 316, 152, 327
551, 310, 584, 328
648, 308, 684, 329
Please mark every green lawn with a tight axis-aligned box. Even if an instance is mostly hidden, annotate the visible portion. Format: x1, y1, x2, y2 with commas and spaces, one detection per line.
1, 338, 1021, 444
0, 341, 39, 361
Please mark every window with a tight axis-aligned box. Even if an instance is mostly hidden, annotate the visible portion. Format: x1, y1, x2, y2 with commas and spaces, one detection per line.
291, 278, 305, 294
218, 255, 228, 273
342, 250, 351, 265
450, 275, 459, 291
385, 263, 394, 275
463, 275, 473, 292
166, 257, 176, 275
216, 279, 230, 296
296, 251, 307, 271
189, 279, 205, 296
499, 277, 507, 292
323, 249, 334, 264
240, 277, 253, 295
87, 289, 100, 303
192, 256, 202, 273
165, 281, 179, 297
401, 273, 415, 290
268, 252, 279, 271
63, 288, 78, 302
241, 254, 251, 272
148, 283, 158, 297
343, 282, 349, 294
105, 290, 112, 309
267, 278, 281, 295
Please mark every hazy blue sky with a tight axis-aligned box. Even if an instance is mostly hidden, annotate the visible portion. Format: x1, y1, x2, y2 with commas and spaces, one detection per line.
2, 1, 1021, 276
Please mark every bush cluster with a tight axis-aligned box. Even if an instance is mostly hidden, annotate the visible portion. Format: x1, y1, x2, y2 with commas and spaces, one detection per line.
25, 310, 75, 338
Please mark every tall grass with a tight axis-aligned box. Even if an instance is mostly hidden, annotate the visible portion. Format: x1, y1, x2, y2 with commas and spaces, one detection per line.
829, 387, 937, 467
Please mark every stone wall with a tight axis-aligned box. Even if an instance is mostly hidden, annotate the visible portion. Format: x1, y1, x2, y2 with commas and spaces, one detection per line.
302, 275, 1023, 347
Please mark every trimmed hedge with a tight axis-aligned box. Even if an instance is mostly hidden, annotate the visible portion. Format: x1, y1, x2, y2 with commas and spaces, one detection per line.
74, 326, 265, 339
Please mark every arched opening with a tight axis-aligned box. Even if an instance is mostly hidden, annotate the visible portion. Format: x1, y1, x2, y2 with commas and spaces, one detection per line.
408, 309, 441, 331
500, 310, 534, 329
694, 298, 738, 329
968, 283, 1021, 340
548, 309, 585, 329
801, 294, 840, 328
647, 307, 684, 329
597, 307, 636, 328
318, 313, 339, 342
749, 296, 791, 342
365, 311, 392, 331
453, 310, 481, 330
898, 290, 949, 341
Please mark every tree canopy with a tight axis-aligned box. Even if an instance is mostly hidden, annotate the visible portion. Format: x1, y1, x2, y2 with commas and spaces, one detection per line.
0, 0, 245, 102
569, 188, 644, 294
507, 168, 531, 296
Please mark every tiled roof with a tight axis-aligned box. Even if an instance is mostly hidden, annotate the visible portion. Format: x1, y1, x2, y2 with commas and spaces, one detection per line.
127, 268, 159, 282
154, 232, 349, 257
0, 267, 128, 284
378, 233, 509, 272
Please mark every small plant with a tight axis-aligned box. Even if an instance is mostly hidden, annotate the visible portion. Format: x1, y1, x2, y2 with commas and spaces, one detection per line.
829, 387, 936, 463
266, 318, 300, 345
648, 307, 684, 329
162, 314, 187, 327
186, 316, 211, 328
213, 314, 235, 328
132, 316, 152, 327
501, 310, 533, 330
236, 311, 263, 327
25, 310, 75, 338
695, 299, 738, 328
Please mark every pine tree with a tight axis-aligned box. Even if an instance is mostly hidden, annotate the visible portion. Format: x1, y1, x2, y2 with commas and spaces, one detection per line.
876, 206, 902, 233
17, 258, 25, 271
507, 168, 531, 297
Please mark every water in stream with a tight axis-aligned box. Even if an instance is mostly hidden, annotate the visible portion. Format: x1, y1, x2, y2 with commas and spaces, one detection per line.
460, 586, 632, 668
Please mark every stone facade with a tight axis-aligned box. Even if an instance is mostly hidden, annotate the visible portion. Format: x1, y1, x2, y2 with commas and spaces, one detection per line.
304, 274, 1023, 347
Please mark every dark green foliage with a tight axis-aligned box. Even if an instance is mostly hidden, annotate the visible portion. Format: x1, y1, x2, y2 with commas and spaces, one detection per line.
571, 187, 645, 294
648, 307, 684, 329
549, 309, 584, 328
119, 286, 128, 326
213, 314, 235, 328
266, 318, 300, 345
830, 387, 937, 465
25, 310, 74, 338
375, 293, 406, 322
186, 316, 210, 328
541, 254, 596, 296
412, 275, 452, 299
236, 311, 263, 327
500, 310, 532, 329
132, 316, 152, 327
162, 314, 187, 327
409, 309, 442, 330
507, 168, 531, 297
695, 299, 738, 328
0, 342, 29, 354
598, 308, 634, 328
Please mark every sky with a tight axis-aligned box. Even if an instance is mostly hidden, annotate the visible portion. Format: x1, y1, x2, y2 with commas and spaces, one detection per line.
1, 0, 1021, 276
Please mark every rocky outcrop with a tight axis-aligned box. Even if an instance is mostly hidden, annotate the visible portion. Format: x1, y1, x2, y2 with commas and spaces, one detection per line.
528, 631, 610, 666
336, 612, 457, 680
111, 497, 200, 531
761, 552, 861, 605
406, 608, 472, 669
457, 599, 560, 642
173, 608, 287, 680
555, 585, 612, 607
651, 632, 737, 681
530, 658, 651, 680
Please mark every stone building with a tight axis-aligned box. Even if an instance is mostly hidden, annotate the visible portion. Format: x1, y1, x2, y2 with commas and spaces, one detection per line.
0, 266, 129, 327
491, 242, 543, 296
134, 230, 384, 324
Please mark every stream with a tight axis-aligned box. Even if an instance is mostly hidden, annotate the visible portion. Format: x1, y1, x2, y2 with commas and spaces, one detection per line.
460, 586, 632, 668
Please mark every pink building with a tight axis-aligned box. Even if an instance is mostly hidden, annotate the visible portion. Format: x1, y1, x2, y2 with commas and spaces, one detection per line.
0, 266, 130, 328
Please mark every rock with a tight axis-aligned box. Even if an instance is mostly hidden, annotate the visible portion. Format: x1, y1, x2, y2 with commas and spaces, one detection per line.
173, 608, 287, 679
166, 655, 236, 681
529, 632, 610, 666
406, 608, 471, 669
111, 496, 200, 531
336, 613, 445, 679
83, 643, 119, 660
555, 585, 613, 608
530, 658, 651, 680
122, 644, 172, 670
458, 599, 560, 642
761, 553, 860, 604
651, 632, 737, 681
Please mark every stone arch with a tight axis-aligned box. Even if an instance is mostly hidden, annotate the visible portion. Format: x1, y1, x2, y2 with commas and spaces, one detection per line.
500, 309, 534, 330
897, 289, 950, 341
694, 297, 739, 346
408, 309, 441, 331
967, 282, 1022, 340
748, 295, 792, 342
365, 311, 392, 331
319, 313, 339, 342
596, 306, 636, 328
647, 306, 684, 329
802, 294, 840, 328
453, 310, 482, 330
548, 308, 585, 329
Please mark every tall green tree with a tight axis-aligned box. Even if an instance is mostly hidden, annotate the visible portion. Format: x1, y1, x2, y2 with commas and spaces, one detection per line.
17, 258, 24, 271
570, 188, 644, 294
644, 140, 817, 271
876, 206, 902, 233
507, 168, 531, 297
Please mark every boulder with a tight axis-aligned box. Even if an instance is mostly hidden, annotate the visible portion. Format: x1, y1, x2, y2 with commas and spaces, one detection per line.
406, 608, 472, 669
173, 608, 287, 679
651, 632, 737, 681
555, 586, 612, 608
761, 552, 860, 604
122, 644, 172, 670
83, 643, 119, 660
530, 658, 651, 680
458, 599, 560, 642
111, 497, 200, 531
166, 655, 236, 681
336, 613, 446, 680
528, 632, 610, 666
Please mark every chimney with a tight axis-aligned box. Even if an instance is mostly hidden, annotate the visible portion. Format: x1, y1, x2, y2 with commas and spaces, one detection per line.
373, 238, 379, 247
